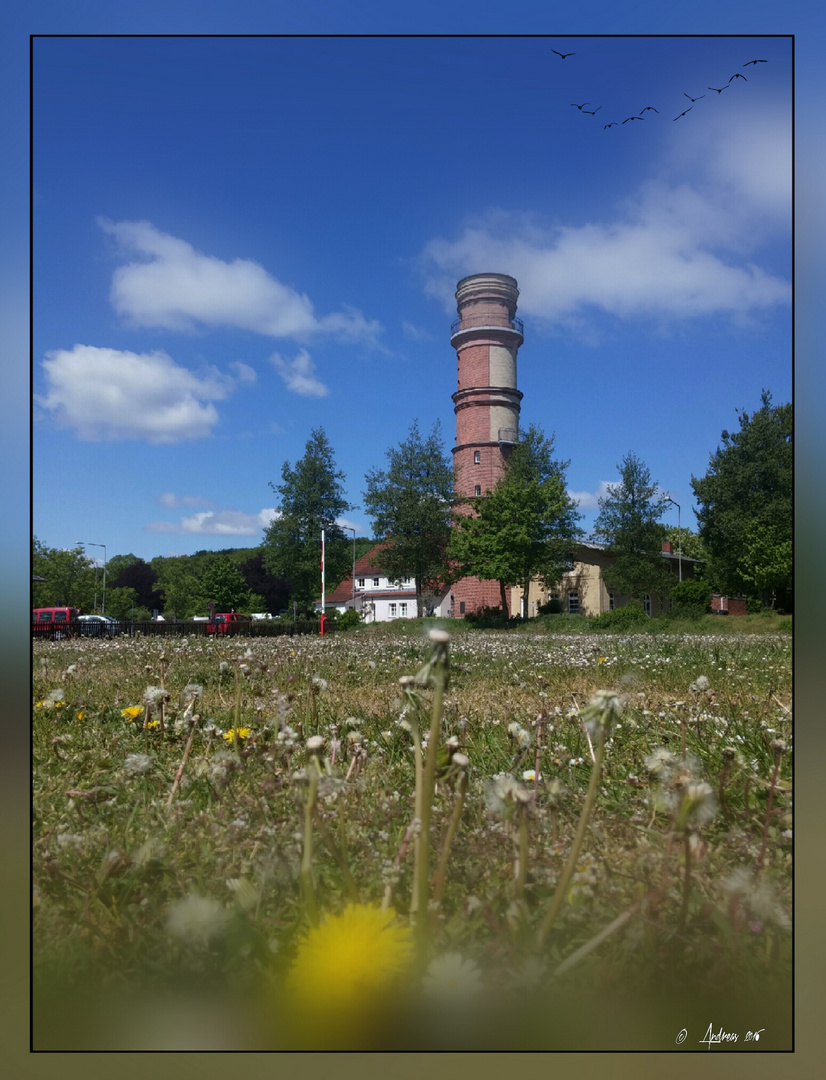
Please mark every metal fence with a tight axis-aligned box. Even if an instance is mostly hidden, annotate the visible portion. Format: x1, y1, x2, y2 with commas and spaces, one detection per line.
32, 619, 330, 640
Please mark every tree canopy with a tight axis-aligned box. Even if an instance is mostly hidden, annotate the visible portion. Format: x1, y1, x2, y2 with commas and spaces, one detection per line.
449, 425, 581, 615
592, 453, 673, 604
363, 421, 454, 616
32, 538, 95, 610
691, 391, 791, 609
263, 428, 352, 611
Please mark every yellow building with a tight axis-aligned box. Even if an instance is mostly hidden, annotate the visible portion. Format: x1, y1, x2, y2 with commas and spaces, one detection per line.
510, 541, 697, 619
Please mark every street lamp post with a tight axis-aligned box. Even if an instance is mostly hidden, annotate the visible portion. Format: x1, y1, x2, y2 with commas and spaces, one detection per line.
78, 542, 107, 613
343, 526, 357, 613
664, 499, 682, 582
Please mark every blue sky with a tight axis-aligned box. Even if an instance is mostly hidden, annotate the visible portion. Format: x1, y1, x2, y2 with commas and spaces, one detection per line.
30, 29, 793, 565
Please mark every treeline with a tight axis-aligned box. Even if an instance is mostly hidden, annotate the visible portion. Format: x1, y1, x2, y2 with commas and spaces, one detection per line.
33, 389, 791, 620
31, 540, 375, 621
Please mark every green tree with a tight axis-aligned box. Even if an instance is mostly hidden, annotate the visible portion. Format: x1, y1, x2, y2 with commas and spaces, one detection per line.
152, 558, 202, 619
664, 525, 709, 565
110, 558, 162, 611
32, 538, 95, 610
263, 428, 352, 610
691, 391, 792, 610
449, 425, 581, 615
593, 453, 674, 606
199, 556, 254, 613
363, 421, 455, 616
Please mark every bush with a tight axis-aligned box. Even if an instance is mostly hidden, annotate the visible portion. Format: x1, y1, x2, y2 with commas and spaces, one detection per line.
670, 579, 712, 618
538, 598, 562, 615
464, 605, 519, 628
337, 609, 362, 631
591, 602, 649, 631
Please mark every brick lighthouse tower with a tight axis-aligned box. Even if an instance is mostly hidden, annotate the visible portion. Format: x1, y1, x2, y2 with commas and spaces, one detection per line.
450, 273, 524, 616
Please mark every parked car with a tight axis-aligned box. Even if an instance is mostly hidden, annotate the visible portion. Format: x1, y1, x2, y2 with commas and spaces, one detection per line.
205, 612, 251, 635
32, 607, 80, 639
78, 614, 122, 637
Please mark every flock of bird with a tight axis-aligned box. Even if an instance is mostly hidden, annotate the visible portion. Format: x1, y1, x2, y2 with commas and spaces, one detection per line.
551, 49, 769, 129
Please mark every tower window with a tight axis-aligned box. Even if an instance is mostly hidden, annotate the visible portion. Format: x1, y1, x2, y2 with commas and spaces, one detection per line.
474, 485, 482, 497
474, 450, 481, 464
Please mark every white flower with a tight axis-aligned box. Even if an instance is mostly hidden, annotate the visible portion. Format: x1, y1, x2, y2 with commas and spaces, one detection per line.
165, 894, 227, 946
522, 769, 541, 782
422, 953, 483, 1002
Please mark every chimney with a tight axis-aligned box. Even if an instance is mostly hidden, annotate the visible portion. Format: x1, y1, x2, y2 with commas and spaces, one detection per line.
662, 541, 673, 554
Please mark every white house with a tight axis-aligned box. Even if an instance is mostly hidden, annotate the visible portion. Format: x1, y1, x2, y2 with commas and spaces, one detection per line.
316, 542, 451, 623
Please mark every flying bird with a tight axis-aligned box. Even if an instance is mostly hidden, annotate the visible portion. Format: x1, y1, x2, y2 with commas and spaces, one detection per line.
729, 73, 748, 81
673, 107, 693, 120
553, 50, 576, 59
622, 115, 643, 123
684, 92, 705, 102
570, 102, 590, 110
603, 122, 618, 129
639, 106, 659, 114
708, 85, 730, 94
744, 59, 768, 65
582, 105, 602, 115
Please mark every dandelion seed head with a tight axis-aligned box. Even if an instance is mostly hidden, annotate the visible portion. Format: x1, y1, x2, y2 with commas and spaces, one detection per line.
422, 952, 483, 1003
124, 753, 152, 777
165, 894, 227, 946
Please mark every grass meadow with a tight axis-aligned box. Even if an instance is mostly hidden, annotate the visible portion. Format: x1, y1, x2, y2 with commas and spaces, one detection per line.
32, 617, 792, 1050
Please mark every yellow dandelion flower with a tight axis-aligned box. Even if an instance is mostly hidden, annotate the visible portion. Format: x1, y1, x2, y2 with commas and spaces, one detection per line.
53, 701, 67, 709
283, 904, 413, 1047
122, 706, 144, 721
34, 701, 50, 710
223, 727, 251, 744
144, 718, 161, 730
75, 710, 87, 721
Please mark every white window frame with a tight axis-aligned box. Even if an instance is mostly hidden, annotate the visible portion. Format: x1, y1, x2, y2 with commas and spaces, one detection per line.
373, 577, 380, 587
474, 484, 482, 497
400, 602, 407, 617
568, 591, 579, 615
474, 450, 481, 464
389, 602, 397, 618
357, 577, 365, 588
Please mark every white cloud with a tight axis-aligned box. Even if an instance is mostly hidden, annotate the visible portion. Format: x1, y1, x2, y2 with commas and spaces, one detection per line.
37, 345, 233, 443
270, 348, 329, 397
402, 320, 432, 341
98, 218, 382, 344
146, 507, 278, 536
158, 492, 211, 509
568, 482, 612, 510
418, 111, 790, 333
230, 361, 257, 384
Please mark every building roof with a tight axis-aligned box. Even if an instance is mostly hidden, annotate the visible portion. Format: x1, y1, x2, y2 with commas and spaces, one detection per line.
318, 542, 399, 605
